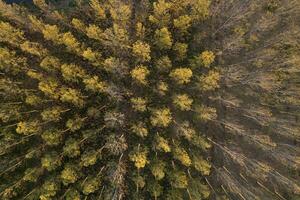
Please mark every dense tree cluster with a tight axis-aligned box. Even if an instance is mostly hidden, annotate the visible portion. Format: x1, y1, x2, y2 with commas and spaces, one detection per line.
0, 0, 299, 199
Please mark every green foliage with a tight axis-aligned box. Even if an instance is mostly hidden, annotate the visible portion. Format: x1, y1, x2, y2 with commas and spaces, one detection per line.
166, 189, 183, 200
132, 172, 146, 189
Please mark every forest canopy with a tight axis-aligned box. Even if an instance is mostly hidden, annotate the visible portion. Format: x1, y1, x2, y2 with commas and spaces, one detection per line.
0, 0, 300, 199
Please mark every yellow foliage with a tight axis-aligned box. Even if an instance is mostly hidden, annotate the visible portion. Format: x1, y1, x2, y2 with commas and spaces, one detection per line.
191, 0, 211, 20
83, 76, 107, 93
86, 24, 103, 41
195, 105, 217, 122
132, 41, 151, 62
177, 121, 196, 140
61, 32, 81, 52
27, 70, 43, 80
173, 42, 188, 60
90, 0, 106, 19
192, 154, 211, 175
20, 41, 47, 57
71, 18, 86, 32
61, 64, 86, 82
131, 122, 148, 138
0, 47, 27, 74
149, 0, 171, 26
157, 81, 169, 95
28, 15, 45, 31
172, 145, 191, 166
16, 120, 41, 135
169, 68, 193, 84
150, 108, 172, 127
40, 56, 61, 72
131, 97, 147, 112
131, 65, 150, 85
136, 22, 146, 39
38, 79, 60, 99
198, 70, 220, 91
60, 165, 78, 185
82, 48, 101, 64
129, 146, 148, 169
0, 21, 25, 45
154, 135, 171, 152
200, 50, 215, 67
42, 24, 61, 42
60, 87, 85, 107
173, 15, 192, 34
109, 3, 131, 26
154, 27, 173, 49
173, 94, 193, 111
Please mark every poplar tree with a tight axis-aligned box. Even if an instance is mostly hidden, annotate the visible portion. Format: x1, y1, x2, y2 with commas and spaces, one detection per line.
0, 0, 299, 200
